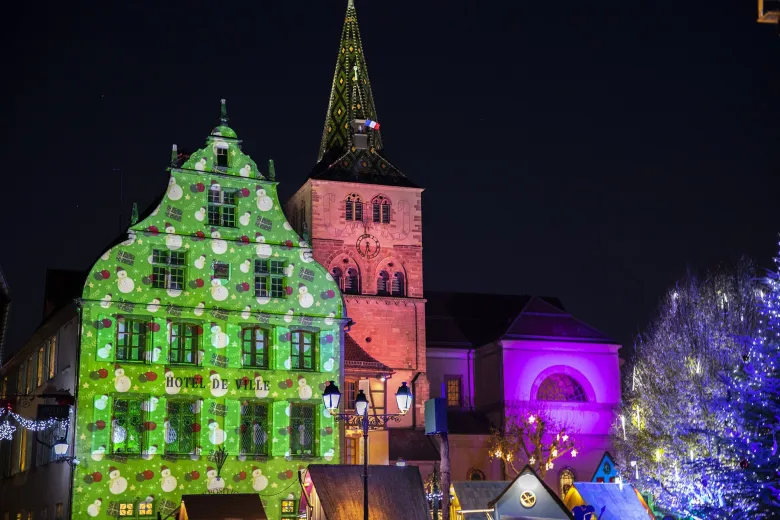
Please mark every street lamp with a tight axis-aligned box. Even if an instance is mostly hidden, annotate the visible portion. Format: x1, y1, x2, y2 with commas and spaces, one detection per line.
322, 381, 413, 520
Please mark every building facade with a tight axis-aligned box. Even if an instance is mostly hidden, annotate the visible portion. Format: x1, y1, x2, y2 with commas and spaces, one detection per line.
286, 0, 429, 467
0, 302, 79, 520
71, 104, 347, 520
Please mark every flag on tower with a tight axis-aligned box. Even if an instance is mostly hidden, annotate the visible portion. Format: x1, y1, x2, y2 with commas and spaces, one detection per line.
365, 119, 380, 130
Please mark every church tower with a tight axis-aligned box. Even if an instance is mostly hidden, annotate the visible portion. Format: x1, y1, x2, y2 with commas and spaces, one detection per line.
286, 0, 428, 458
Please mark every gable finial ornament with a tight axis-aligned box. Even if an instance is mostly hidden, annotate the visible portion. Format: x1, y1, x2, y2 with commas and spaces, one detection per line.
219, 98, 229, 125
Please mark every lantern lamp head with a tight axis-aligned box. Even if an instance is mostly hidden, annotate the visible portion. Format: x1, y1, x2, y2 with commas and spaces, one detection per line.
322, 381, 341, 412
54, 438, 69, 456
354, 390, 369, 417
395, 382, 413, 415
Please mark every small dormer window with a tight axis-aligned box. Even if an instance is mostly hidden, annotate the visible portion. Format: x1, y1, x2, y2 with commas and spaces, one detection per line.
216, 147, 229, 168
352, 119, 369, 150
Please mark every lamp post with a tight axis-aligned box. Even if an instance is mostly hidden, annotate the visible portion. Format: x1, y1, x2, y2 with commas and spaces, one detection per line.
322, 381, 413, 520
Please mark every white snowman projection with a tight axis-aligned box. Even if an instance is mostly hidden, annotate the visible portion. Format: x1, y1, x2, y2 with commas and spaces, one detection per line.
254, 373, 269, 399
211, 230, 228, 255
255, 234, 272, 259
141, 445, 158, 460
120, 232, 137, 247
167, 177, 183, 200
206, 467, 225, 492
87, 499, 102, 517
256, 188, 273, 211
283, 221, 293, 231
108, 467, 128, 495
297, 377, 313, 400
251, 467, 268, 491
194, 301, 205, 316
100, 294, 112, 308
194, 255, 207, 270
144, 347, 162, 363
241, 306, 252, 320
147, 298, 161, 312
160, 466, 177, 492
210, 324, 229, 348
324, 312, 336, 326
165, 223, 182, 250
114, 365, 131, 393
194, 157, 207, 171
141, 396, 159, 413
116, 267, 135, 294
195, 207, 206, 222
239, 212, 251, 226
165, 369, 180, 395
101, 251, 111, 261
298, 285, 314, 308
208, 419, 226, 445
95, 394, 109, 410
210, 279, 229, 302
323, 448, 335, 461
283, 309, 294, 324
323, 357, 335, 372
97, 343, 112, 360
209, 370, 228, 398
239, 164, 252, 177
300, 247, 314, 263
91, 445, 106, 462
240, 259, 251, 273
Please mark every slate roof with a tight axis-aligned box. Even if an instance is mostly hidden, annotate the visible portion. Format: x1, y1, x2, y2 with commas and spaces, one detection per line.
452, 481, 509, 518
565, 483, 654, 520
180, 493, 267, 520
425, 292, 617, 347
488, 465, 574, 519
344, 333, 393, 373
388, 428, 441, 462
306, 464, 429, 520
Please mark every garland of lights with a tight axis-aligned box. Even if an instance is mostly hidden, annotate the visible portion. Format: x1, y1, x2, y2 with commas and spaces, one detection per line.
0, 408, 69, 441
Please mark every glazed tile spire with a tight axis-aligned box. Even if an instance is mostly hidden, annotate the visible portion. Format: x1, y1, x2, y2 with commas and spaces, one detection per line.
318, 0, 383, 162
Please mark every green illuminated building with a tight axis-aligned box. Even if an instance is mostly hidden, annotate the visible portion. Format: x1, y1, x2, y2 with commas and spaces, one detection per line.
72, 101, 346, 520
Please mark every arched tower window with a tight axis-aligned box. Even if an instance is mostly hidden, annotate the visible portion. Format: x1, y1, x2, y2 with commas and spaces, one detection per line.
332, 267, 344, 290
345, 268, 360, 294
345, 194, 363, 222
371, 195, 391, 224
467, 468, 486, 481
377, 271, 390, 296
391, 272, 405, 296
559, 469, 575, 499
536, 374, 587, 402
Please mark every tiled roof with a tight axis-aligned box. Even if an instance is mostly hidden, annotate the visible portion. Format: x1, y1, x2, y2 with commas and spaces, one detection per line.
504, 297, 616, 343
388, 429, 441, 462
566, 483, 655, 520
452, 481, 509, 512
344, 333, 393, 373
306, 464, 429, 520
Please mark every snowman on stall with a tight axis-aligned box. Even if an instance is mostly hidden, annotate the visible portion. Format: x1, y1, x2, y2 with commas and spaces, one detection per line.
251, 467, 268, 491
160, 466, 177, 492
114, 365, 131, 393
108, 467, 128, 494
87, 499, 102, 517
206, 467, 225, 492
116, 267, 135, 294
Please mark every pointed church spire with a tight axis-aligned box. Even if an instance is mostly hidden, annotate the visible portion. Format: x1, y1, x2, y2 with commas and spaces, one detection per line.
318, 0, 383, 162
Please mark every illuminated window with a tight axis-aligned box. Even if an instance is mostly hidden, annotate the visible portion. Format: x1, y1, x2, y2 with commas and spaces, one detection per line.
537, 374, 587, 402
290, 403, 316, 456
371, 195, 390, 224
166, 400, 199, 455
445, 377, 462, 408
368, 379, 386, 415
559, 469, 575, 499
291, 331, 315, 371
36, 348, 44, 387
345, 194, 363, 222
377, 270, 389, 296
112, 398, 144, 454
116, 318, 148, 362
119, 504, 134, 517
345, 380, 357, 410
26, 356, 34, 393
208, 187, 237, 227
1, 376, 7, 398
54, 504, 63, 520
255, 260, 286, 299
467, 468, 485, 481
17, 361, 26, 394
280, 499, 297, 518
345, 436, 359, 464
344, 268, 359, 294
151, 250, 186, 290
19, 428, 28, 472
239, 402, 269, 455
46, 337, 57, 379
391, 272, 405, 296
26, 513, 32, 520
169, 322, 200, 365
241, 327, 269, 368
137, 502, 154, 517
216, 146, 229, 168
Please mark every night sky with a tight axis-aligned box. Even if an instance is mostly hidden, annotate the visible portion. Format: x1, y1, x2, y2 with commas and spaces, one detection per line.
1, 1, 778, 360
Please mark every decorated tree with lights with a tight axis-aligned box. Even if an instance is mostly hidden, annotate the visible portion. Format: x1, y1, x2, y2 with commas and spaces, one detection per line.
488, 404, 577, 478
616, 260, 760, 517
721, 242, 780, 518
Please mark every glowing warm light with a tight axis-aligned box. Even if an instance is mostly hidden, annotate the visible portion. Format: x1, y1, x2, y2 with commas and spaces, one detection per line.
528, 415, 536, 425
571, 449, 578, 458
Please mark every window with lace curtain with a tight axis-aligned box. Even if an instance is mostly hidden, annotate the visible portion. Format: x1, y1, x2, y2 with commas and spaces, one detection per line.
239, 402, 269, 455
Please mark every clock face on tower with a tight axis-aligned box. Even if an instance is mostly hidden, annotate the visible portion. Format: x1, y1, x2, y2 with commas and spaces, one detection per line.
356, 234, 380, 259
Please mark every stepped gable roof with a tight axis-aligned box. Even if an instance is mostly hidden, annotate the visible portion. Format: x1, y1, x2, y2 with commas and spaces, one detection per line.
311, 0, 417, 188
305, 464, 429, 520
344, 333, 393, 373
